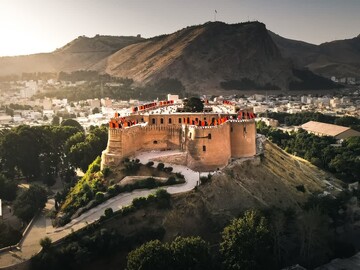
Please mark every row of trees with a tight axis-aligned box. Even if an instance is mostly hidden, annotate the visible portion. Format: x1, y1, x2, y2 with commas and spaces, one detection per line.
126, 210, 273, 270
126, 203, 350, 270
0, 122, 108, 185
257, 121, 360, 183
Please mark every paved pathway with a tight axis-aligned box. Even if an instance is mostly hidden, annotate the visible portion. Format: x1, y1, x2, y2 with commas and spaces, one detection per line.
0, 150, 200, 268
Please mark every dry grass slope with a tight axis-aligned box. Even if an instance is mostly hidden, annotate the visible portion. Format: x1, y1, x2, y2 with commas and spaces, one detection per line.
102, 141, 340, 242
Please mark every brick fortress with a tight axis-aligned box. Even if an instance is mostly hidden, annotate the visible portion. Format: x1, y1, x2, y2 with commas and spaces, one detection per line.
101, 100, 257, 171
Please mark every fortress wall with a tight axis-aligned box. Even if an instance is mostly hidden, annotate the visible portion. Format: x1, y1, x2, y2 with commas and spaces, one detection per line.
120, 126, 145, 157
186, 124, 231, 171
129, 126, 181, 152
102, 125, 182, 169
230, 120, 257, 158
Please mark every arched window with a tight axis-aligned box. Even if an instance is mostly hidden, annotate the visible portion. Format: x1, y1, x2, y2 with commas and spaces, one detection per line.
160, 118, 164, 124
203, 145, 206, 152
168, 118, 172, 124
152, 118, 156, 124
178, 118, 182, 124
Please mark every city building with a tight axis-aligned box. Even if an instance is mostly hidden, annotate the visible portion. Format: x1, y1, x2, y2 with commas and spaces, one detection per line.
301, 121, 360, 140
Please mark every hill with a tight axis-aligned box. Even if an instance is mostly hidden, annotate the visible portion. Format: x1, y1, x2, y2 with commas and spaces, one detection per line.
0, 35, 144, 76
81, 140, 342, 270
104, 141, 340, 240
0, 21, 351, 92
270, 31, 360, 78
105, 22, 297, 92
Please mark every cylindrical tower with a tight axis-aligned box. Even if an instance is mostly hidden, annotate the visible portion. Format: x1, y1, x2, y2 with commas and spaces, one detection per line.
101, 128, 123, 169
230, 120, 256, 158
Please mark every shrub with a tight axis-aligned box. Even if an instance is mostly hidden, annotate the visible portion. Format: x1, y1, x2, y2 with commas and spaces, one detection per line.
164, 167, 173, 173
175, 172, 185, 179
200, 176, 210, 185
157, 163, 165, 171
296, 185, 306, 193
166, 176, 176, 185
39, 237, 52, 251
102, 167, 111, 178
122, 205, 135, 216
154, 189, 171, 209
108, 185, 117, 196
95, 192, 105, 202
88, 157, 101, 173
146, 161, 154, 167
132, 197, 148, 208
104, 208, 114, 218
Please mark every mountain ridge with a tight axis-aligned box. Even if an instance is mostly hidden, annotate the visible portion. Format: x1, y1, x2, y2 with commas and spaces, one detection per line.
0, 21, 358, 92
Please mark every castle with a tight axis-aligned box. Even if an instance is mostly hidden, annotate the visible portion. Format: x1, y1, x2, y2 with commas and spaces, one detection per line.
101, 100, 257, 171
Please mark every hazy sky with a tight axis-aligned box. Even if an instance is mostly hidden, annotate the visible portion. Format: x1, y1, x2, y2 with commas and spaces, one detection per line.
1, 0, 359, 56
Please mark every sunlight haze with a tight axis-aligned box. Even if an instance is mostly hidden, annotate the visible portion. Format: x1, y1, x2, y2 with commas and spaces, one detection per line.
0, 0, 360, 56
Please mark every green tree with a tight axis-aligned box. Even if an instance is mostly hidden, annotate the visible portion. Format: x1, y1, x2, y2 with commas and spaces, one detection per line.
170, 236, 211, 270
40, 237, 52, 251
92, 107, 100, 114
183, 97, 204, 112
14, 185, 47, 222
0, 174, 17, 201
127, 240, 171, 270
51, 115, 60, 125
61, 119, 84, 132
220, 210, 273, 270
66, 126, 107, 172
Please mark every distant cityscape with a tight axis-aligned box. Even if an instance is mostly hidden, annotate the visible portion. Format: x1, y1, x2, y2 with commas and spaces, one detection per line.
0, 77, 359, 130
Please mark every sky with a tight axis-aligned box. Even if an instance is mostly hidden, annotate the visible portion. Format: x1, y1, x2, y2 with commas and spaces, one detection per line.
0, 0, 359, 56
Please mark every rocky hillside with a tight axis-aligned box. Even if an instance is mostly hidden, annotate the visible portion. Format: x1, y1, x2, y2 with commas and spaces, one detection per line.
104, 141, 341, 242
105, 22, 296, 92
0, 35, 143, 76
270, 31, 360, 78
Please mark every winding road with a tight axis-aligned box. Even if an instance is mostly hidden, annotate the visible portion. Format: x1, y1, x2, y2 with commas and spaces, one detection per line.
0, 150, 200, 268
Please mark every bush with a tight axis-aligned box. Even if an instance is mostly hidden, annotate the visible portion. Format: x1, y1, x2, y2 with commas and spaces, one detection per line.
200, 176, 210, 185
166, 176, 176, 185
296, 185, 306, 193
95, 192, 105, 202
154, 189, 171, 209
157, 163, 165, 171
132, 197, 148, 208
108, 185, 117, 196
146, 161, 154, 167
164, 167, 173, 173
104, 208, 113, 218
102, 167, 111, 178
88, 157, 102, 173
175, 172, 185, 179
39, 237, 52, 251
